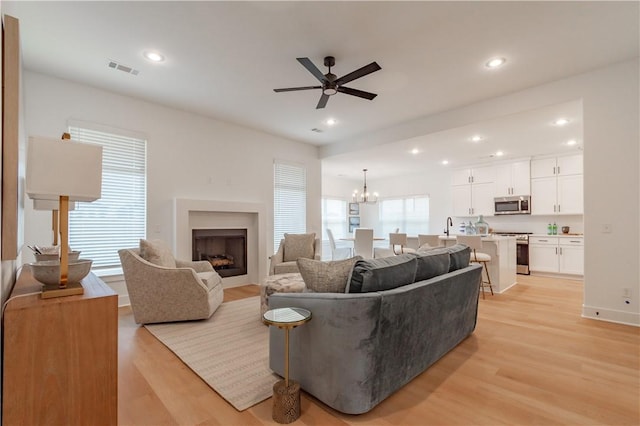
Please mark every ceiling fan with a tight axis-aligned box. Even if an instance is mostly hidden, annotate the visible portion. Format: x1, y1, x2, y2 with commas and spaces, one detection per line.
274, 56, 381, 109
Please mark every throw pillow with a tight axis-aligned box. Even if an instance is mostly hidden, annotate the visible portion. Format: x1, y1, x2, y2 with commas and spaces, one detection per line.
296, 256, 363, 293
446, 243, 471, 272
139, 239, 176, 268
347, 254, 417, 293
283, 233, 316, 262
412, 248, 450, 281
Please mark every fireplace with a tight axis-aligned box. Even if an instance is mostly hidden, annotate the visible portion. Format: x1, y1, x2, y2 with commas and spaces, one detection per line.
192, 229, 247, 278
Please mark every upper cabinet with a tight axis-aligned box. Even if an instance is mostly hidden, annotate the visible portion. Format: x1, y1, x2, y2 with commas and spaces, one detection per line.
451, 165, 494, 216
531, 154, 583, 178
531, 154, 583, 215
451, 165, 494, 186
493, 160, 531, 197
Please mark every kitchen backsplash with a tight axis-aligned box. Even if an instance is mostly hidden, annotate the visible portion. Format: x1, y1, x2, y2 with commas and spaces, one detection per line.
452, 214, 584, 235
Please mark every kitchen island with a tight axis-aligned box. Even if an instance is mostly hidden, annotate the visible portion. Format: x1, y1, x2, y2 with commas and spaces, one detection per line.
408, 235, 517, 293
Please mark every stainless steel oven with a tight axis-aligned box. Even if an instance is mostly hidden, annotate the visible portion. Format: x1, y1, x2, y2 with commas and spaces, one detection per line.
494, 232, 531, 275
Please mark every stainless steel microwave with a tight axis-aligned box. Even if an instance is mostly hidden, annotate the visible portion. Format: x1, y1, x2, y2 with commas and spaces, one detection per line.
494, 195, 531, 215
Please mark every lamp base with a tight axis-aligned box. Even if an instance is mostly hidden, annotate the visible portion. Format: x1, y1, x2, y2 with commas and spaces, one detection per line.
41, 282, 84, 299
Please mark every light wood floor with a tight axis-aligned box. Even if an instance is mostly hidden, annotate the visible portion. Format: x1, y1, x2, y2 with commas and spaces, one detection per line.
118, 275, 640, 425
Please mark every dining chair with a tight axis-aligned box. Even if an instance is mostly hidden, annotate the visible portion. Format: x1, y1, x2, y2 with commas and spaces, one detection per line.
417, 234, 441, 249
327, 229, 352, 260
353, 228, 374, 259
456, 235, 493, 299
389, 233, 416, 255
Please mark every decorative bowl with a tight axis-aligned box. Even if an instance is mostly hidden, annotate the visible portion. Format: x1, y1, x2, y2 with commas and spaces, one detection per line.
562, 226, 570, 234
29, 259, 92, 286
34, 251, 81, 262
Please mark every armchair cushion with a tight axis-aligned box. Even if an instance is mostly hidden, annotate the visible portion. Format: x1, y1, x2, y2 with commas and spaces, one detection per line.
139, 239, 176, 268
283, 233, 316, 262
296, 256, 363, 293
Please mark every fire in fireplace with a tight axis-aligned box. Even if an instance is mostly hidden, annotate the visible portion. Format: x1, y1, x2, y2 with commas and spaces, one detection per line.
192, 228, 247, 278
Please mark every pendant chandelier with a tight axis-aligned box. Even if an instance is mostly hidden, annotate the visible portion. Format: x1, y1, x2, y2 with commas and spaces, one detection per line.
352, 169, 378, 204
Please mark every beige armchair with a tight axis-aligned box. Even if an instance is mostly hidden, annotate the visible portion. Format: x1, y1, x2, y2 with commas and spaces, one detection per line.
119, 240, 223, 324
269, 233, 321, 275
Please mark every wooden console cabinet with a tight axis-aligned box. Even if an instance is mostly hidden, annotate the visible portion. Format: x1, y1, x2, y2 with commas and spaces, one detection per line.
2, 271, 118, 425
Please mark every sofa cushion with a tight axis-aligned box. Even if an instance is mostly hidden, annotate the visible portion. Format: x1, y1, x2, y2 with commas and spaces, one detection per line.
297, 256, 363, 293
412, 248, 451, 281
139, 239, 176, 268
347, 254, 417, 293
196, 271, 223, 291
283, 233, 316, 262
446, 244, 471, 272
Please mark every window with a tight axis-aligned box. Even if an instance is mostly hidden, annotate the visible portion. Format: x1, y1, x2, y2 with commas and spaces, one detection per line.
273, 161, 306, 252
321, 198, 348, 259
68, 124, 147, 270
379, 196, 430, 235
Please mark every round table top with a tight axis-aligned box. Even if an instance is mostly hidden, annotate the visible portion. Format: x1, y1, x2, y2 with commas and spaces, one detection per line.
263, 307, 312, 327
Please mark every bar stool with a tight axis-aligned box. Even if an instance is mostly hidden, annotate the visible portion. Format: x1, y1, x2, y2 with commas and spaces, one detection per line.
389, 233, 416, 255
456, 235, 493, 299
417, 234, 442, 249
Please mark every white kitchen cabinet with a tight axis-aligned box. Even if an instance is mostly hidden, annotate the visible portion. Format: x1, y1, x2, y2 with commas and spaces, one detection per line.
451, 181, 494, 216
531, 154, 582, 178
531, 154, 583, 215
529, 237, 560, 272
529, 236, 584, 275
558, 242, 584, 275
452, 165, 494, 185
452, 165, 494, 216
494, 160, 531, 196
557, 174, 583, 214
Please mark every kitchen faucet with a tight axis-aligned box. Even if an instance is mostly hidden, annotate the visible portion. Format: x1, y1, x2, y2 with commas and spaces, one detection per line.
445, 217, 453, 236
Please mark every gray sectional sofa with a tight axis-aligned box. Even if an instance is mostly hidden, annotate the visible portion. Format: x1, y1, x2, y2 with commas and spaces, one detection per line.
268, 246, 482, 414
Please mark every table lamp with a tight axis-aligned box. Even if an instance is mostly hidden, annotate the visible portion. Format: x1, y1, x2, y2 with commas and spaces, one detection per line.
26, 135, 103, 297
32, 199, 76, 246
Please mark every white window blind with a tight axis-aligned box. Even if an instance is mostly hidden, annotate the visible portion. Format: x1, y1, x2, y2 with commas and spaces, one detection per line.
68, 125, 147, 269
274, 161, 306, 252
379, 196, 430, 236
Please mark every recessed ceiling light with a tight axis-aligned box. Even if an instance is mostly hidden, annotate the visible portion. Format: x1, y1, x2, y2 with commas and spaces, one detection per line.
554, 118, 570, 126
326, 118, 337, 126
411, 148, 419, 155
144, 51, 165, 62
441, 160, 449, 165
485, 57, 506, 69
566, 139, 577, 146
495, 151, 504, 157
471, 135, 483, 142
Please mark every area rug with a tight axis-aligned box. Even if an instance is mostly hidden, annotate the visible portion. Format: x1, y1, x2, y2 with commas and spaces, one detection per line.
144, 296, 279, 411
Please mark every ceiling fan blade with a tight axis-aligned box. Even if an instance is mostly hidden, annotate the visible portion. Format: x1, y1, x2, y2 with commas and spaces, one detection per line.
297, 57, 327, 83
316, 93, 330, 109
335, 62, 381, 86
337, 86, 378, 100
274, 86, 321, 92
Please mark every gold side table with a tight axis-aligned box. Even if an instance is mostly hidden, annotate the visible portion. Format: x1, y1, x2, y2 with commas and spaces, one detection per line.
263, 307, 312, 424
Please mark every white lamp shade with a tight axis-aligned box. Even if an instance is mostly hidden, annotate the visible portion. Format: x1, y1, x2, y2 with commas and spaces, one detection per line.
26, 136, 103, 202
32, 199, 76, 211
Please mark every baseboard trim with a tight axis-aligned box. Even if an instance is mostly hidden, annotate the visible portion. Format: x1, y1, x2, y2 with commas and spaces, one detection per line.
118, 294, 130, 307
582, 305, 640, 327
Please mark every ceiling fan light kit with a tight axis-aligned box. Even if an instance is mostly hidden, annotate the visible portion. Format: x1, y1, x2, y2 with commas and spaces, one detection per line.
274, 56, 381, 109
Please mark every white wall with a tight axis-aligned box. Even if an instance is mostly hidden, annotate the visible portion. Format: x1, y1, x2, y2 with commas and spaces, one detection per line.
323, 60, 640, 326
21, 71, 322, 302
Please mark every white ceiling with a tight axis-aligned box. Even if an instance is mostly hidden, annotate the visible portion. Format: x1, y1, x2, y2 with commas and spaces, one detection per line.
3, 1, 638, 178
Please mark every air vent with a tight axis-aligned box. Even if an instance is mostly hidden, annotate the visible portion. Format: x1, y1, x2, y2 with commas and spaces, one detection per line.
107, 60, 140, 76
311, 128, 323, 133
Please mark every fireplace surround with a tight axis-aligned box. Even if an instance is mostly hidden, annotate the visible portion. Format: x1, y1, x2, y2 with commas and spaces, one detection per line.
174, 199, 267, 287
